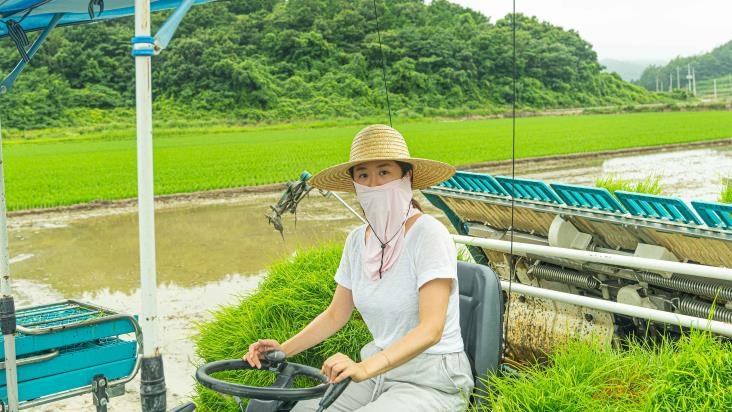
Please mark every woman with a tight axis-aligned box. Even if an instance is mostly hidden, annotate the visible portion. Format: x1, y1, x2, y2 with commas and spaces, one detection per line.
244, 124, 473, 411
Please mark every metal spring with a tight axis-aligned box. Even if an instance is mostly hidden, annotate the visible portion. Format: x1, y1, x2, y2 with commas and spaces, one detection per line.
639, 272, 732, 302
531, 264, 600, 289
678, 297, 732, 323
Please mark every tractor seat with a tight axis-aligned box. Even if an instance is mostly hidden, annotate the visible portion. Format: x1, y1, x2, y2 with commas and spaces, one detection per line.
457, 261, 504, 401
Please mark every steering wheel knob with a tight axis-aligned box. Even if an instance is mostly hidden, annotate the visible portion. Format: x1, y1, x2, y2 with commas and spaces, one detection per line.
264, 350, 286, 363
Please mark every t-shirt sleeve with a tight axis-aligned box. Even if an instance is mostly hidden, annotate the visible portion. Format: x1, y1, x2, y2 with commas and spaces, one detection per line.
334, 228, 358, 290
414, 217, 458, 288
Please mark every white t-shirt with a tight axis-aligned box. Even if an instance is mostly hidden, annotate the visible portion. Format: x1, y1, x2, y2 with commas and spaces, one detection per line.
335, 214, 464, 354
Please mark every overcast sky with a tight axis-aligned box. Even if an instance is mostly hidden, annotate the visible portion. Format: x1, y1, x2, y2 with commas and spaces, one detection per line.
449, 0, 731, 63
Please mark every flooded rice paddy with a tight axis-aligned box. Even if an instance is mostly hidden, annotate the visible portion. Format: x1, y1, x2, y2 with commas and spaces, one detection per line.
10, 143, 732, 410
12, 192, 363, 411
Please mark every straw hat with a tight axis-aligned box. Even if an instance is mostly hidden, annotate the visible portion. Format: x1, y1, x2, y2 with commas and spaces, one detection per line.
310, 124, 456, 192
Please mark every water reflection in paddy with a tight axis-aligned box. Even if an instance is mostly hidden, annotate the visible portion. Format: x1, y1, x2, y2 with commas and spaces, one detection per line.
10, 192, 361, 297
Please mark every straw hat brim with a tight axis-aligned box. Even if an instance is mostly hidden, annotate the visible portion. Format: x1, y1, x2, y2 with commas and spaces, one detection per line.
310, 157, 456, 192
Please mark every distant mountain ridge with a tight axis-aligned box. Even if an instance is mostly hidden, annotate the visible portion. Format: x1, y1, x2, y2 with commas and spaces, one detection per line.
601, 59, 665, 82
0, 0, 658, 129
637, 40, 732, 91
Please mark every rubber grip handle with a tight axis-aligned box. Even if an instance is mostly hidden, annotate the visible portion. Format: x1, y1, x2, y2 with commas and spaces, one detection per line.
316, 378, 351, 412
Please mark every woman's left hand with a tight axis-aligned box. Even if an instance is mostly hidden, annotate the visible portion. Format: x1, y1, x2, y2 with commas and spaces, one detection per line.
321, 352, 368, 383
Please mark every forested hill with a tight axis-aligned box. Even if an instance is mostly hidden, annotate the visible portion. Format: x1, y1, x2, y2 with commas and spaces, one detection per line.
0, 0, 656, 129
638, 40, 732, 91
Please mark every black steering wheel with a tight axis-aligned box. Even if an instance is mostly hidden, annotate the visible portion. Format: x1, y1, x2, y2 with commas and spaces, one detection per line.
195, 351, 350, 412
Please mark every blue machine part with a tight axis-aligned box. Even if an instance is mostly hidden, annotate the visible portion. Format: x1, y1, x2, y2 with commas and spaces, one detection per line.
438, 176, 457, 189
494, 175, 563, 204
0, 300, 140, 404
691, 200, 732, 229
615, 191, 702, 225
551, 183, 627, 213
0, 339, 136, 402
442, 171, 509, 196
1, 302, 137, 357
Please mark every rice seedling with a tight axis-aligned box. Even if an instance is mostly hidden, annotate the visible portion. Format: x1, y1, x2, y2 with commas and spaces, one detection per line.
720, 180, 732, 203
596, 174, 663, 195
472, 331, 732, 412
193, 244, 371, 411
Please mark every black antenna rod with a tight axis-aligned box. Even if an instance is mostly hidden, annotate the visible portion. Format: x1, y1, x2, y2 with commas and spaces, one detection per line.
372, 0, 392, 127
503, 0, 518, 359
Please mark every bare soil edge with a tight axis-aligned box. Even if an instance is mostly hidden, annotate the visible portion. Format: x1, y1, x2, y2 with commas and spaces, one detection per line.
8, 183, 286, 222
9, 137, 732, 220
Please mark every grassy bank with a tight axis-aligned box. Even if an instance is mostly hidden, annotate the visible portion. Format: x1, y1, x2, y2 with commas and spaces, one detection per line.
4, 111, 732, 210
195, 244, 732, 411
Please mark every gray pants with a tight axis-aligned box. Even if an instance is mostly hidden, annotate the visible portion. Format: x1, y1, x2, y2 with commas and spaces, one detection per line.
293, 342, 474, 412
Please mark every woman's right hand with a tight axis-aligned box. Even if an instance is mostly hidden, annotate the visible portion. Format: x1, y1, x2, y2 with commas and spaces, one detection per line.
243, 339, 284, 369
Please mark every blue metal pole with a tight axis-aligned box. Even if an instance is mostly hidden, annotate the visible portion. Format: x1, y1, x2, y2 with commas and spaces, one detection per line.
154, 0, 195, 52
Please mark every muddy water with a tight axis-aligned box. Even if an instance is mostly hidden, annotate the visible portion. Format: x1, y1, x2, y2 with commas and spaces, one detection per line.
8, 144, 732, 410
9, 192, 366, 411
10, 193, 362, 297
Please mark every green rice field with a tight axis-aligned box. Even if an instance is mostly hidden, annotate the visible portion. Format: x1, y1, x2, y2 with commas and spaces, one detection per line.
5, 111, 732, 210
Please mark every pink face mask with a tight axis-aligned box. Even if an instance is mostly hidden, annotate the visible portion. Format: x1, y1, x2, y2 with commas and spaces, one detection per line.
354, 175, 418, 280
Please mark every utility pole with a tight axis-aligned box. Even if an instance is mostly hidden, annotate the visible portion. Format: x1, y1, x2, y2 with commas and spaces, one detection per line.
656, 76, 659, 92
692, 67, 697, 96
677, 66, 680, 89
669, 73, 673, 92
686, 64, 692, 92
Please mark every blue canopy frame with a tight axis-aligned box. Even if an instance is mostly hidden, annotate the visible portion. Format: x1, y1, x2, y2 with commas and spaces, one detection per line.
0, 0, 209, 35
0, 0, 208, 93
